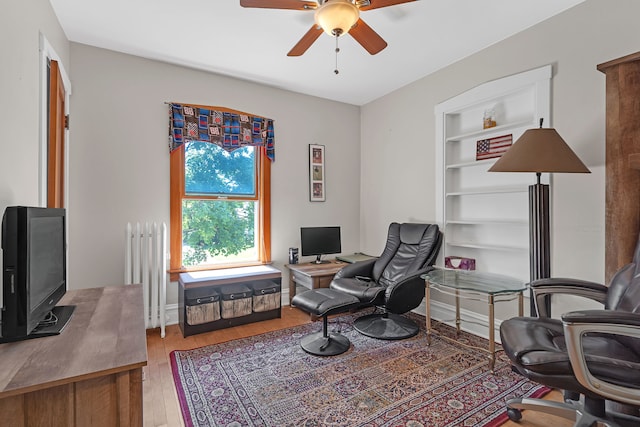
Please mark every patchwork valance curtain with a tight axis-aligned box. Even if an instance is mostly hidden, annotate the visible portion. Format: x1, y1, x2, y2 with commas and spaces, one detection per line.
168, 103, 275, 161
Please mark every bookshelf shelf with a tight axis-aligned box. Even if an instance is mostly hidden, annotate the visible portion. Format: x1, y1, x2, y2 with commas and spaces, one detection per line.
435, 65, 552, 281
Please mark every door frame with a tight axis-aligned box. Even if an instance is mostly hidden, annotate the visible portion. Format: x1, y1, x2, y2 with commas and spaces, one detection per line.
39, 33, 72, 208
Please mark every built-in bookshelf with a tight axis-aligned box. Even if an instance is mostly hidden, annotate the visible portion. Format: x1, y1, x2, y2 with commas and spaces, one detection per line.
435, 65, 552, 282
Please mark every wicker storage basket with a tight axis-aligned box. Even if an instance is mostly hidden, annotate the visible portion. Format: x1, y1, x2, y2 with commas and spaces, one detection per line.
252, 281, 281, 312
220, 284, 252, 319
185, 289, 220, 325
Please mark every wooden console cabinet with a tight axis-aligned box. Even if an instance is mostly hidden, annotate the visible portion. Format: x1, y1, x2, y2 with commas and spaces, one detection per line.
598, 51, 640, 283
0, 285, 147, 427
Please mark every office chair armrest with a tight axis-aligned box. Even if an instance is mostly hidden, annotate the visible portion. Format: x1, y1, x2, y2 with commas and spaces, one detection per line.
562, 309, 640, 327
563, 310, 640, 406
530, 278, 608, 317
333, 258, 378, 280
531, 278, 608, 300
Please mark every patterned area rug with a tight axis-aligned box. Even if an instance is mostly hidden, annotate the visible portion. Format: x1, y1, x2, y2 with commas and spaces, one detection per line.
170, 312, 549, 427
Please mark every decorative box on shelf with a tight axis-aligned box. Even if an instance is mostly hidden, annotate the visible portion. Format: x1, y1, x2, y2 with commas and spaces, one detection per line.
444, 256, 476, 271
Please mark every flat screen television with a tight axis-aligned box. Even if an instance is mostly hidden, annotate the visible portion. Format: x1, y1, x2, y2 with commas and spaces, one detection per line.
300, 226, 341, 264
1, 206, 74, 342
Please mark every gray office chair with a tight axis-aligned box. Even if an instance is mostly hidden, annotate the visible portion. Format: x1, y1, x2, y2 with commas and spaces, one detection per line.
500, 257, 640, 427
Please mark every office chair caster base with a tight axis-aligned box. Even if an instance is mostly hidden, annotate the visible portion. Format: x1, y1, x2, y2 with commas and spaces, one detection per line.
354, 313, 419, 340
506, 407, 522, 421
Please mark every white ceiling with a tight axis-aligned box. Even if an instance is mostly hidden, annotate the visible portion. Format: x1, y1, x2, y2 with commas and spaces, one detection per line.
49, 0, 585, 106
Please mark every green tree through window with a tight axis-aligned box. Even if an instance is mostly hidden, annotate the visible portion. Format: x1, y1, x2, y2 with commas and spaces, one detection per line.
182, 142, 258, 267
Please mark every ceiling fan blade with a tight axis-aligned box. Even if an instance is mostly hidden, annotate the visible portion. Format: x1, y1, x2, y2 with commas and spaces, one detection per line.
359, 0, 416, 11
348, 18, 387, 55
287, 25, 323, 56
240, 0, 317, 10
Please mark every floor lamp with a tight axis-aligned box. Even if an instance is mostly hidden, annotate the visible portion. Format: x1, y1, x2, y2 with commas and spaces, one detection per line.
489, 119, 590, 316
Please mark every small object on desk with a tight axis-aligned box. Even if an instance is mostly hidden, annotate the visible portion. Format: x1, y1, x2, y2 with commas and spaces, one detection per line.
444, 256, 476, 270
288, 247, 298, 264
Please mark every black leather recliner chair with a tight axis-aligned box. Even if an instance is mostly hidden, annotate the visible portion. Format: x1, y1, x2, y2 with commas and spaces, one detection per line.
329, 222, 442, 340
500, 248, 640, 426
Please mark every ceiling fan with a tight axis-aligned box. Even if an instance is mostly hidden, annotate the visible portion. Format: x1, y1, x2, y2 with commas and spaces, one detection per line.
240, 0, 417, 57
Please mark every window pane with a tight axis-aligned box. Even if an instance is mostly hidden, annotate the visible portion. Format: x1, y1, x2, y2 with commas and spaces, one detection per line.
184, 142, 256, 196
182, 199, 257, 267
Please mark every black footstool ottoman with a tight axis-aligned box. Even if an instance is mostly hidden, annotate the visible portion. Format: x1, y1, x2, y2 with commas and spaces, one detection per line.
291, 288, 360, 356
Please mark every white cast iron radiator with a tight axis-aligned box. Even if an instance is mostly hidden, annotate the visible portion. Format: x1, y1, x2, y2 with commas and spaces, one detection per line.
125, 222, 168, 338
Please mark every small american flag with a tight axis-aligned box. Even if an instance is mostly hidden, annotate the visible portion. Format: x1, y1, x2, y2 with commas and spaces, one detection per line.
476, 134, 513, 160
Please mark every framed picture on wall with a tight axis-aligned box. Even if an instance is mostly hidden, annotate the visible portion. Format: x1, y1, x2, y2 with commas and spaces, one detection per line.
309, 144, 325, 202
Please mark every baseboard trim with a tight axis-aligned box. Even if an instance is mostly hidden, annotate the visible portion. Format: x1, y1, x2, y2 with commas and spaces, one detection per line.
166, 303, 179, 326
412, 300, 505, 343
161, 294, 509, 344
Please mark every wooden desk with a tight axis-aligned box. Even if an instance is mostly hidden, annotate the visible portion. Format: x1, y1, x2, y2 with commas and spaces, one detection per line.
0, 285, 147, 426
285, 260, 347, 305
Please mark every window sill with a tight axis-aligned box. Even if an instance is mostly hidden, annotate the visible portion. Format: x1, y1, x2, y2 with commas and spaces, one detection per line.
169, 261, 266, 282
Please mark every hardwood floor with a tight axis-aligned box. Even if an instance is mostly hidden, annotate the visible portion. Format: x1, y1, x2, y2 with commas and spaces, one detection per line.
143, 307, 572, 427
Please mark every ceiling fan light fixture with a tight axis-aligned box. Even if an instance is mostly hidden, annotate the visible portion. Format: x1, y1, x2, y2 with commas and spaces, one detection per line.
315, 0, 360, 37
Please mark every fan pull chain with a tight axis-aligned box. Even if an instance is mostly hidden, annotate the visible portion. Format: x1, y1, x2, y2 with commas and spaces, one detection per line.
334, 35, 340, 75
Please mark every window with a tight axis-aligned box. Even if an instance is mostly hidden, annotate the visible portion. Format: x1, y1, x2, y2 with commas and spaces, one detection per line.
170, 139, 271, 277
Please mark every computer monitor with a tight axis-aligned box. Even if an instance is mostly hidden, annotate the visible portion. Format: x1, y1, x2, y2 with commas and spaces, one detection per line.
300, 226, 341, 264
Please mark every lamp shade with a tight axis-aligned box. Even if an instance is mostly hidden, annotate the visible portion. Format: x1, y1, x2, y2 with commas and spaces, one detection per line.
488, 127, 590, 173
315, 0, 360, 36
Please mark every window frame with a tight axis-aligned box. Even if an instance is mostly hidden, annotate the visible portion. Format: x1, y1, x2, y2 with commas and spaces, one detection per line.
169, 107, 271, 281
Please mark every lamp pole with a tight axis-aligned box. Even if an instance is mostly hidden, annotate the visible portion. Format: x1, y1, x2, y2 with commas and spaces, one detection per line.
529, 172, 551, 316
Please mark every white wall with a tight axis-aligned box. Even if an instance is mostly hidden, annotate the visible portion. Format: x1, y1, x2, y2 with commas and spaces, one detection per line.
0, 1, 69, 306
361, 0, 640, 319
4, 0, 640, 325
0, 1, 69, 211
67, 43, 361, 304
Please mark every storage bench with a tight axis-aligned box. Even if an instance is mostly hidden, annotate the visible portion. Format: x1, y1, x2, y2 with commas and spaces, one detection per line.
178, 265, 282, 337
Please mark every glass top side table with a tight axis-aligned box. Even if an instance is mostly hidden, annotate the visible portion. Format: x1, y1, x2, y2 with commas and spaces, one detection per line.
421, 268, 527, 371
